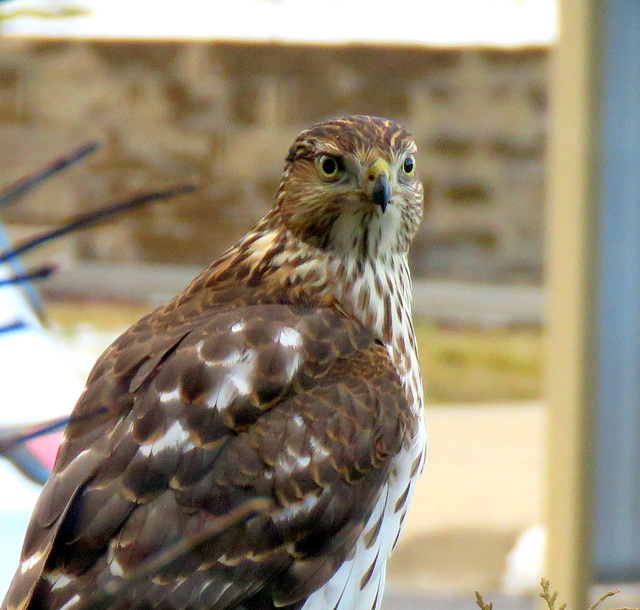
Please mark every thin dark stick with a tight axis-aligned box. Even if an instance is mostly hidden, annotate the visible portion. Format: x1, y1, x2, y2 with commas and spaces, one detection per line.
0, 141, 97, 319
0, 319, 26, 335
0, 263, 57, 288
0, 141, 100, 208
85, 498, 272, 609
0, 223, 47, 319
0, 182, 198, 265
0, 406, 109, 455
0, 416, 69, 454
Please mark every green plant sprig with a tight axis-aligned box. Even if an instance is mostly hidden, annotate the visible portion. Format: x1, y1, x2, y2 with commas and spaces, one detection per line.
475, 578, 640, 610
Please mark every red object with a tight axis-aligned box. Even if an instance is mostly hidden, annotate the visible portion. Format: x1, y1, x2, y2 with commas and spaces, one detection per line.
25, 430, 63, 470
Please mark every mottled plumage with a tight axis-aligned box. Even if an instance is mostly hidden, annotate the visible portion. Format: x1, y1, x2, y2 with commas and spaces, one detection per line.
3, 115, 425, 610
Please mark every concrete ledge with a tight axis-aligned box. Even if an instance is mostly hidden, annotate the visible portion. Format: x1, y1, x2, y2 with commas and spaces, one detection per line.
42, 262, 205, 306
412, 281, 545, 326
42, 262, 545, 325
383, 589, 534, 609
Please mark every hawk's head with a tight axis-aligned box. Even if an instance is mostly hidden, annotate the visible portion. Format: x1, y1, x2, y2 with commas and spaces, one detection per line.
274, 115, 423, 259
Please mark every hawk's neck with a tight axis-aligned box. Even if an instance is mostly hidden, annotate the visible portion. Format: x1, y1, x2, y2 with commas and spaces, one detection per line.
193, 221, 423, 413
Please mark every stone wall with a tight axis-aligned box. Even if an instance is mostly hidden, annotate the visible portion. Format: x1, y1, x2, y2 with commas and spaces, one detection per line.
0, 39, 547, 283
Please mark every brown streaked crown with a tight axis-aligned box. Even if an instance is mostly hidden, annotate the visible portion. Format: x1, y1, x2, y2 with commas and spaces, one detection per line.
285, 115, 416, 163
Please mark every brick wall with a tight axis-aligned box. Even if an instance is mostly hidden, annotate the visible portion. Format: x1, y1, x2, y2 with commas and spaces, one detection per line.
0, 39, 547, 283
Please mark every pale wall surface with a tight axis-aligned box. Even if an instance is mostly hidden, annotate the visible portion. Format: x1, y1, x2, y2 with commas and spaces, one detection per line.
388, 403, 544, 593
0, 40, 547, 283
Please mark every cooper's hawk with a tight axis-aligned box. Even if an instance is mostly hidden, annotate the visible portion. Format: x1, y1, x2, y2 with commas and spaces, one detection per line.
3, 115, 426, 610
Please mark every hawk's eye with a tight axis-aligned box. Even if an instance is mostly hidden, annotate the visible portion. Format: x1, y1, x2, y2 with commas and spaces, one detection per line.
316, 155, 342, 180
402, 155, 416, 177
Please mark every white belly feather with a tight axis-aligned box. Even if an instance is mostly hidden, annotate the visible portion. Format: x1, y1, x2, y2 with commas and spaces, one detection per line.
311, 251, 427, 609
301, 419, 426, 610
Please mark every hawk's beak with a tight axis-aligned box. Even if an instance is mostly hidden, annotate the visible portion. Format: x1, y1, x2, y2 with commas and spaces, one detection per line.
368, 159, 391, 213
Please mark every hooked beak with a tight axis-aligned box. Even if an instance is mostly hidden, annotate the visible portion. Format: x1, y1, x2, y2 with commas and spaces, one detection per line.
368, 159, 391, 213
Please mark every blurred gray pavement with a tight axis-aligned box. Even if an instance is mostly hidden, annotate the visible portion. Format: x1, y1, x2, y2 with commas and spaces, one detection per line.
383, 590, 534, 609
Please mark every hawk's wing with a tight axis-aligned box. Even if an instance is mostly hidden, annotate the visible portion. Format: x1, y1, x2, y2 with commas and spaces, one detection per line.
3, 304, 414, 610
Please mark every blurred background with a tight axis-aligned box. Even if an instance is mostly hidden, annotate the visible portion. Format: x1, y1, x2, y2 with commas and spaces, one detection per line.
0, 1, 637, 609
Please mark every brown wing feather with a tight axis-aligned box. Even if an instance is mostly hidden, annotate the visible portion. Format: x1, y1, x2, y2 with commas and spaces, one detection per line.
3, 304, 412, 610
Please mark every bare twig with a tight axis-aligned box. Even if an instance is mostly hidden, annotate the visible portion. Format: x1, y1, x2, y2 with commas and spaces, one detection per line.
589, 589, 620, 610
539, 578, 567, 610
0, 407, 108, 456
0, 141, 97, 318
0, 181, 198, 265
0, 263, 57, 288
0, 141, 100, 208
475, 591, 493, 610
0, 319, 26, 335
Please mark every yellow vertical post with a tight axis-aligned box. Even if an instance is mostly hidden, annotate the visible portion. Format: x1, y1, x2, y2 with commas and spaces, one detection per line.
545, 0, 602, 608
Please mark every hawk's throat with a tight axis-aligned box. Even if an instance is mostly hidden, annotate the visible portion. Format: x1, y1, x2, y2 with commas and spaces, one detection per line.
209, 218, 423, 418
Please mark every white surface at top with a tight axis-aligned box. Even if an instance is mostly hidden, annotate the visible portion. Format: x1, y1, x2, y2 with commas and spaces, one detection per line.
1, 0, 557, 46
0, 273, 85, 598
0, 281, 82, 424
